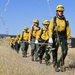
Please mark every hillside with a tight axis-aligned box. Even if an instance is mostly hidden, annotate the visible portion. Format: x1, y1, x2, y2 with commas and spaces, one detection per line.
0, 37, 75, 75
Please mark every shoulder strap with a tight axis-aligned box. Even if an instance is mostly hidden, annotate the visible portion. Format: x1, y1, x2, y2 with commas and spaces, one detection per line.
39, 27, 41, 30
41, 28, 43, 35
54, 16, 69, 28
22, 31, 24, 40
53, 16, 57, 30
32, 26, 34, 31
39, 28, 43, 39
54, 16, 57, 27
32, 26, 40, 31
64, 17, 69, 27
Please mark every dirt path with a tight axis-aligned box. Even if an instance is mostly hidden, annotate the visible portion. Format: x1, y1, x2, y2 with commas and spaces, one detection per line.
0, 38, 75, 75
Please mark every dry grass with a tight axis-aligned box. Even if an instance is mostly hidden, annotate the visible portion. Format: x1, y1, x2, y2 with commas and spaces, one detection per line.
0, 37, 75, 75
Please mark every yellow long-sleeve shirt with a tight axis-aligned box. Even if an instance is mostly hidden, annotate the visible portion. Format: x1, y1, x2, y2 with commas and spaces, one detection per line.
20, 31, 29, 41
49, 17, 71, 39
29, 26, 40, 40
13, 36, 19, 44
36, 27, 49, 41
13, 34, 21, 43
8, 39, 15, 45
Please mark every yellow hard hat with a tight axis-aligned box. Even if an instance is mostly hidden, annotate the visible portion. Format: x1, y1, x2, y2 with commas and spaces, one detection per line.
33, 19, 39, 23
56, 4, 64, 11
42, 20, 50, 25
23, 27, 29, 30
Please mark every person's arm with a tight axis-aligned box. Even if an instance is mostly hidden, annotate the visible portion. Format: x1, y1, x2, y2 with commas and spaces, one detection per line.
29, 28, 32, 41
49, 18, 54, 38
66, 20, 71, 39
36, 29, 42, 40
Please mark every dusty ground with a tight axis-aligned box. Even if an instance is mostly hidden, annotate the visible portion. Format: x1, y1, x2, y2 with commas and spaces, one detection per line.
0, 37, 75, 75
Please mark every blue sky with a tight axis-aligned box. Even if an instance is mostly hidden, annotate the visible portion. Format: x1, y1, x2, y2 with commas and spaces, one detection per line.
0, 0, 75, 37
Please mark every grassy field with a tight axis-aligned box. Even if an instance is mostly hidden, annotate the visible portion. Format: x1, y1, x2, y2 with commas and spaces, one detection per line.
0, 37, 75, 75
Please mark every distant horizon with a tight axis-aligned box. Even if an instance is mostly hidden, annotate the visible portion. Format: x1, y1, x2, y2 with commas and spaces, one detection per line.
0, 33, 75, 38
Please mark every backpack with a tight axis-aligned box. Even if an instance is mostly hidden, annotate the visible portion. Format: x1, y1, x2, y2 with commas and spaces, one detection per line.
31, 26, 41, 38
32, 26, 40, 31
54, 16, 69, 29
39, 28, 49, 42
22, 31, 29, 41
32, 26, 44, 35
53, 16, 69, 36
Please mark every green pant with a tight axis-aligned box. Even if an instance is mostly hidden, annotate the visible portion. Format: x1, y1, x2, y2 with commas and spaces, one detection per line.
52, 36, 68, 66
11, 44, 15, 50
21, 40, 29, 56
38, 44, 46, 60
15, 42, 20, 53
37, 39, 50, 63
45, 46, 51, 61
38, 44, 50, 62
31, 37, 39, 60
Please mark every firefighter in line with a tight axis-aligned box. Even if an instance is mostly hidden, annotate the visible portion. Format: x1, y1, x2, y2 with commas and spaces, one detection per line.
13, 34, 21, 53
29, 19, 41, 61
48, 4, 71, 72
20, 27, 29, 57
35, 20, 50, 65
9, 37, 15, 49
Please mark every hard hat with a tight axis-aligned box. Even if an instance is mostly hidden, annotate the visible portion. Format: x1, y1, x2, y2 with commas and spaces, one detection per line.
42, 20, 50, 25
33, 19, 39, 23
23, 27, 29, 30
56, 4, 64, 11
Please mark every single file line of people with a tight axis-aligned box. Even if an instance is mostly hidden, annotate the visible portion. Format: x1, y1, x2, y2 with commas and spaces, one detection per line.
8, 4, 71, 72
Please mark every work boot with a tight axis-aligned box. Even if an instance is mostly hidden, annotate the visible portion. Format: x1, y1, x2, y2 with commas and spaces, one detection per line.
35, 56, 38, 62
22, 55, 25, 57
54, 62, 60, 72
31, 56, 34, 61
35, 59, 38, 62
53, 61, 57, 67
25, 55, 27, 57
54, 65, 60, 72
39, 59, 42, 64
16, 50, 19, 53
24, 53, 27, 57
60, 66, 65, 72
45, 60, 50, 66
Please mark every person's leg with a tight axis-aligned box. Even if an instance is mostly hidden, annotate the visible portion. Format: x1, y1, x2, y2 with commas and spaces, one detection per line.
59, 38, 68, 71
45, 45, 51, 65
35, 44, 40, 61
39, 45, 45, 64
31, 38, 35, 61
24, 42, 29, 57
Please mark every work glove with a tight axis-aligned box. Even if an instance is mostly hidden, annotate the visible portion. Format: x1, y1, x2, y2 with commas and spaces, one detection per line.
35, 40, 38, 44
17, 41, 20, 44
67, 39, 71, 45
48, 38, 53, 44
28, 40, 30, 43
13, 44, 15, 46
